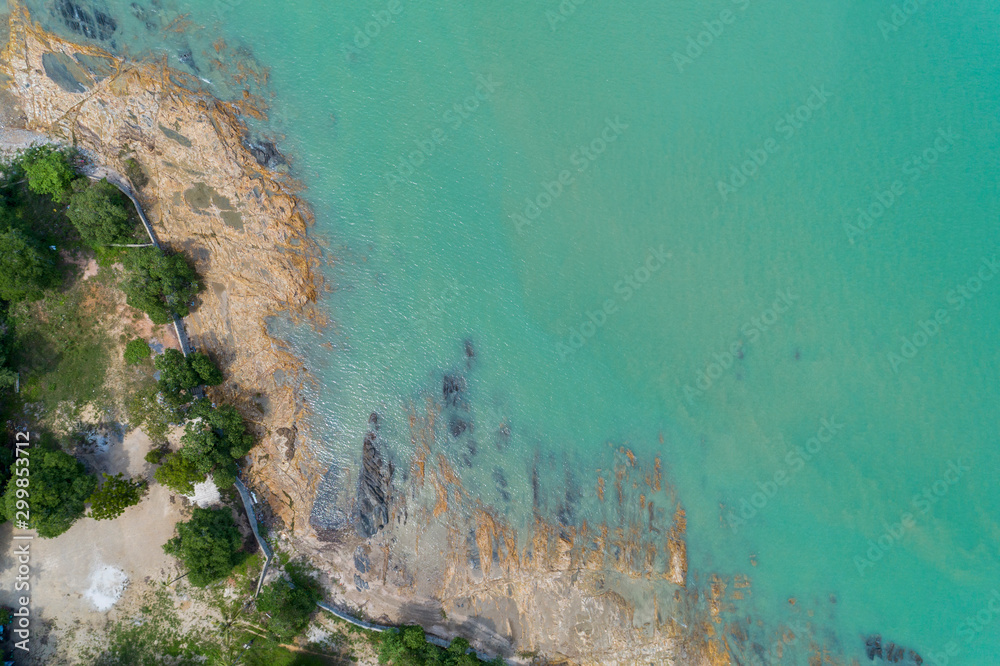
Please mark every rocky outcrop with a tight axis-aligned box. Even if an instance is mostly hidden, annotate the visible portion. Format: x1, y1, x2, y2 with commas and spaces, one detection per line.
0, 1, 324, 535
0, 7, 733, 664
866, 634, 924, 665
354, 413, 393, 539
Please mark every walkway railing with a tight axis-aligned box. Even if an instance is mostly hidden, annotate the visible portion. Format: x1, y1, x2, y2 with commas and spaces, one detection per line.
234, 477, 273, 598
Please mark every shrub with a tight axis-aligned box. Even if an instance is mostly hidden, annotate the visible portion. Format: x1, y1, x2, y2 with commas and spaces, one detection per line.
123, 157, 148, 189
256, 563, 323, 642
20, 145, 77, 203
124, 338, 152, 365
66, 178, 133, 248
153, 452, 205, 494
188, 352, 223, 386
154, 349, 222, 404
124, 384, 175, 445
1, 445, 96, 538
144, 448, 167, 465
122, 248, 201, 324
88, 473, 148, 520
163, 507, 245, 587
178, 399, 254, 487
0, 228, 58, 302
376, 627, 502, 665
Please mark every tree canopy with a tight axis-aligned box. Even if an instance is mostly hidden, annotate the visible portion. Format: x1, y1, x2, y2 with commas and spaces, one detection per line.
163, 507, 245, 587
66, 178, 133, 248
88, 473, 148, 520
124, 338, 152, 365
256, 564, 323, 642
122, 248, 201, 324
153, 451, 206, 495
20, 145, 77, 202
0, 228, 57, 302
376, 627, 500, 666
1, 444, 96, 538
179, 399, 254, 488
154, 349, 222, 405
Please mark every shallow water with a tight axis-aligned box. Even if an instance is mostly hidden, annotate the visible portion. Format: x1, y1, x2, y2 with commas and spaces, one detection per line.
20, 0, 1000, 662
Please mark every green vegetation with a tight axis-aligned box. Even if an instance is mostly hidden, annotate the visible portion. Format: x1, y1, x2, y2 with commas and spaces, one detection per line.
124, 383, 175, 445
154, 349, 223, 405
178, 399, 253, 488
20, 144, 78, 202
8, 283, 112, 413
0, 442, 97, 537
0, 228, 58, 302
124, 157, 149, 189
66, 178, 134, 249
256, 563, 323, 642
0, 307, 17, 390
122, 247, 202, 324
0, 146, 204, 427
163, 507, 246, 587
154, 452, 206, 494
376, 627, 503, 666
124, 338, 152, 365
86, 588, 211, 666
88, 472, 148, 520
144, 447, 167, 464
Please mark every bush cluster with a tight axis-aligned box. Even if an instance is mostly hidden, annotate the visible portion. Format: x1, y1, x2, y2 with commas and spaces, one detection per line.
163, 507, 246, 587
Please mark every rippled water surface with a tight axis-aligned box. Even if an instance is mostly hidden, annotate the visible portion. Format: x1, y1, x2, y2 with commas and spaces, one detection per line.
20, 0, 1000, 661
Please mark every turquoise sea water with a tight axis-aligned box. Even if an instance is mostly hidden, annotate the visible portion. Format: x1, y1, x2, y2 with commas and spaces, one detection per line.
22, 0, 1000, 662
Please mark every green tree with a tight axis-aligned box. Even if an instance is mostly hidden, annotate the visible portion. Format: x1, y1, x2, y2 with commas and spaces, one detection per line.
0, 306, 17, 390
66, 178, 133, 248
163, 507, 245, 587
1, 445, 96, 538
154, 350, 222, 405
20, 145, 77, 202
155, 349, 199, 398
88, 473, 148, 520
153, 451, 206, 494
188, 352, 223, 386
124, 338, 152, 365
179, 399, 254, 488
122, 248, 201, 324
144, 448, 167, 464
0, 228, 57, 302
256, 564, 323, 642
376, 627, 500, 665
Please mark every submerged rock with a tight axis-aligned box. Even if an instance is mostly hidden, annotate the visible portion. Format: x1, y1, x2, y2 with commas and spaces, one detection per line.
354, 412, 393, 538
56, 0, 117, 41
864, 634, 923, 665
442, 373, 466, 407
242, 136, 286, 169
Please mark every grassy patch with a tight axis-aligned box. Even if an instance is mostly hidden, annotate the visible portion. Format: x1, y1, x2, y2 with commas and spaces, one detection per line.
8, 280, 112, 420
83, 588, 212, 666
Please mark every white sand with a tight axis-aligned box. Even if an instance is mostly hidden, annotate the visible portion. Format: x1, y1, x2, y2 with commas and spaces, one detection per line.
84, 564, 129, 612
186, 479, 222, 507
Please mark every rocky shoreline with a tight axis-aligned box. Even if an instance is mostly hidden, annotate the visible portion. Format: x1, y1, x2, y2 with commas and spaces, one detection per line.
0, 5, 736, 664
